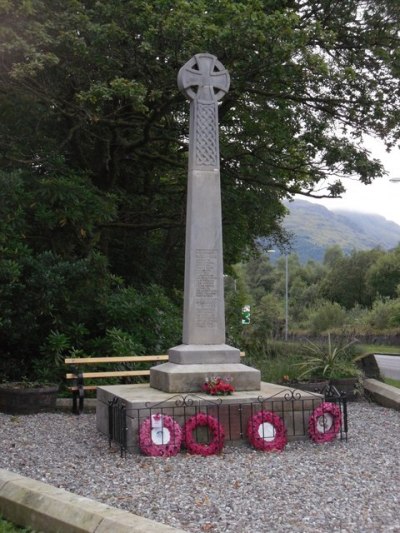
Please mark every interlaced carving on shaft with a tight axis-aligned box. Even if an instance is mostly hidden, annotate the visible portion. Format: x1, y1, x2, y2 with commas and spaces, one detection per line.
195, 102, 218, 167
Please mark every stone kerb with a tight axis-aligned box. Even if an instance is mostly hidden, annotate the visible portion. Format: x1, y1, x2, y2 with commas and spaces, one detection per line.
364, 378, 400, 410
0, 468, 187, 533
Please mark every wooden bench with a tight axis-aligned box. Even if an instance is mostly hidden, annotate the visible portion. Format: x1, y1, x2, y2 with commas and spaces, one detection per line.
65, 354, 169, 413
65, 352, 245, 413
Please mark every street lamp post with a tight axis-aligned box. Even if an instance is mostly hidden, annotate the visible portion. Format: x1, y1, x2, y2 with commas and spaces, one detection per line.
284, 254, 289, 341
266, 249, 289, 341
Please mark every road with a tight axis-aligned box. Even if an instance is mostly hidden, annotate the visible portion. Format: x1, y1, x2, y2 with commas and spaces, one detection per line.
374, 354, 400, 380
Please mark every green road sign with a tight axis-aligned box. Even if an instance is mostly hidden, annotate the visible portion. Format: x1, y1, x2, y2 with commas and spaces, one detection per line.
242, 305, 250, 325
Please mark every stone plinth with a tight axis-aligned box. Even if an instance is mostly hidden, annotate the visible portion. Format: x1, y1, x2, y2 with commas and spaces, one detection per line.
151, 343, 260, 393
96, 382, 323, 453
169, 344, 240, 364
150, 362, 260, 393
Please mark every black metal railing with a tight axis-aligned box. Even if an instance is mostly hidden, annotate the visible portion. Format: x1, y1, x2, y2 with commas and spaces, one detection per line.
108, 397, 128, 457
108, 387, 348, 456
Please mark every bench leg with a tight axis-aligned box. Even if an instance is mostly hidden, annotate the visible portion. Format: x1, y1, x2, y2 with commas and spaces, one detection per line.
72, 373, 85, 415
72, 389, 85, 415
72, 391, 79, 414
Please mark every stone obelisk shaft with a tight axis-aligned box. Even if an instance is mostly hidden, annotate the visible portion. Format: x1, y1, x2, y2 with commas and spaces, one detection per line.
182, 67, 226, 344
150, 54, 260, 392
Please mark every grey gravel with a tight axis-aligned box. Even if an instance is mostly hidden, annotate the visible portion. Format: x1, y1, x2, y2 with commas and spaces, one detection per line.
0, 401, 399, 533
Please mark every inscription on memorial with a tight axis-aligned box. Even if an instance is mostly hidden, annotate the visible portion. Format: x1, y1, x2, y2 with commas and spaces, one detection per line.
195, 299, 218, 328
195, 249, 217, 297
195, 249, 218, 328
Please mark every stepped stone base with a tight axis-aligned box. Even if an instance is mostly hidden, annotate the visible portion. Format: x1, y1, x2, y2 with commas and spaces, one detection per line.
168, 343, 240, 364
96, 382, 324, 452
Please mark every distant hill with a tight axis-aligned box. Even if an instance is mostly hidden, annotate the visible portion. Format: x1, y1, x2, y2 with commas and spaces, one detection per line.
276, 200, 400, 262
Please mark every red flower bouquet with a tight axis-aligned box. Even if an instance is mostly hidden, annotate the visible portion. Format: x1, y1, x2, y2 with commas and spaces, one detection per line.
202, 376, 235, 396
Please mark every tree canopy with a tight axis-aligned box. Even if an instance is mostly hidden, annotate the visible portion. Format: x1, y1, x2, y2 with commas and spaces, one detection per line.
1, 0, 399, 288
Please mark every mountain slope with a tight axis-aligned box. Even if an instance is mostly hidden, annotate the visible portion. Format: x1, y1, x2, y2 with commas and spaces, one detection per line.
280, 200, 400, 262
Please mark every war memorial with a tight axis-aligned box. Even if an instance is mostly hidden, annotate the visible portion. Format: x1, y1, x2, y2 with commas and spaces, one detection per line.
96, 55, 341, 455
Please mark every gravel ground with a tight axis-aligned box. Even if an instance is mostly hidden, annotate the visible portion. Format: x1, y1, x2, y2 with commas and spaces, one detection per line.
0, 401, 399, 533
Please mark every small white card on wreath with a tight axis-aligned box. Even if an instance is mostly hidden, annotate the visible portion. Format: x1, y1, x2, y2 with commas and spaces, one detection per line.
151, 414, 163, 429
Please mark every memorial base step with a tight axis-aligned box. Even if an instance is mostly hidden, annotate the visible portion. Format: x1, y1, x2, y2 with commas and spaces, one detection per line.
149, 362, 261, 393
96, 382, 329, 453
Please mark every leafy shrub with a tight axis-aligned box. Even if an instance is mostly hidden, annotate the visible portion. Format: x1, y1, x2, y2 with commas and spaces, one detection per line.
242, 339, 306, 383
364, 297, 400, 330
0, 247, 181, 382
295, 334, 360, 379
103, 285, 181, 354
306, 300, 347, 335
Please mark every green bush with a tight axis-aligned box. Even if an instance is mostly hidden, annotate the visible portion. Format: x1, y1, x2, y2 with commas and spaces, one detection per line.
243, 339, 306, 383
306, 300, 347, 335
0, 250, 113, 379
365, 298, 400, 330
0, 248, 181, 382
103, 285, 181, 353
295, 334, 361, 379
0, 513, 32, 532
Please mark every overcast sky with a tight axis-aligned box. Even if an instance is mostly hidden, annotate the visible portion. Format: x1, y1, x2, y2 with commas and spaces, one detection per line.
299, 136, 400, 226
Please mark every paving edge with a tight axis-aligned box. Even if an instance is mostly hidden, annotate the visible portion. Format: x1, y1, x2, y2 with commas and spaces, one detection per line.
0, 468, 188, 533
363, 378, 400, 410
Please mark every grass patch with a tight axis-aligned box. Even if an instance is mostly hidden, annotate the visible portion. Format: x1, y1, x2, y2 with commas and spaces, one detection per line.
383, 377, 400, 389
244, 340, 306, 384
357, 344, 400, 355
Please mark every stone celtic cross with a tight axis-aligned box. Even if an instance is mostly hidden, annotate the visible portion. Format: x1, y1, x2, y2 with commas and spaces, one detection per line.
176, 53, 230, 347
178, 53, 230, 170
177, 53, 230, 102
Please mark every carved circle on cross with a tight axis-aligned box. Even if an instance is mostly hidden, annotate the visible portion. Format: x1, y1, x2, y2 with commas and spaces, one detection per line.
177, 53, 230, 103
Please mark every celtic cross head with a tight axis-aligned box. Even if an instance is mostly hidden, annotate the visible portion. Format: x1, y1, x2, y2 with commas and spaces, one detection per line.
177, 53, 230, 103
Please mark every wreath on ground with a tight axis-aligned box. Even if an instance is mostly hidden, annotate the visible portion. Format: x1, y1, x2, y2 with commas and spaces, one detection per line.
247, 411, 287, 452
308, 402, 341, 444
182, 413, 225, 456
139, 413, 182, 457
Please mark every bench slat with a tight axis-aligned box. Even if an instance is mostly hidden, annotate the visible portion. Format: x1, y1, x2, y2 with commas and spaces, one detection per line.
68, 386, 97, 391
66, 370, 151, 379
64, 355, 168, 364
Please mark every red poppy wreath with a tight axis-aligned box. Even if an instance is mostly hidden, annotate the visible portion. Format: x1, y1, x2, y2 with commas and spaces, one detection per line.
308, 402, 341, 444
247, 411, 287, 452
182, 413, 225, 456
139, 413, 182, 457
